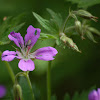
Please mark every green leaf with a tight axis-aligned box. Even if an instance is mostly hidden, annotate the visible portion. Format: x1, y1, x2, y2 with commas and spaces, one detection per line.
56, 37, 61, 46
66, 0, 100, 9
39, 33, 57, 40
63, 86, 96, 100
17, 75, 35, 100
51, 95, 57, 100
79, 91, 89, 100
72, 92, 79, 100
46, 8, 63, 29
32, 84, 41, 100
33, 12, 57, 34
86, 31, 97, 43
64, 93, 70, 100
0, 15, 25, 45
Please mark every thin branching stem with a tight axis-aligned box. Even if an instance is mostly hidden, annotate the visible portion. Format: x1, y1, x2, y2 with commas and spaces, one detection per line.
62, 15, 70, 33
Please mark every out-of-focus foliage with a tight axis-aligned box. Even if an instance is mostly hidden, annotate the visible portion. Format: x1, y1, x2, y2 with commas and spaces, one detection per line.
51, 95, 57, 100
0, 14, 25, 45
66, 0, 100, 9
64, 86, 95, 100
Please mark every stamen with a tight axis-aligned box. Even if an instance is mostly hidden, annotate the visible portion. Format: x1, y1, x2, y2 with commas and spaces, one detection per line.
26, 39, 31, 47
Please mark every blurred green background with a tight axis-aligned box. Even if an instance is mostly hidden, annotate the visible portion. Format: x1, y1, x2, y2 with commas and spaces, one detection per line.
0, 0, 100, 100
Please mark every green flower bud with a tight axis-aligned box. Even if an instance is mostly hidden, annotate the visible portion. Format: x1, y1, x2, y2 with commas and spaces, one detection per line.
60, 33, 81, 52
75, 20, 85, 39
86, 31, 97, 43
13, 84, 23, 100
72, 10, 98, 22
88, 27, 100, 36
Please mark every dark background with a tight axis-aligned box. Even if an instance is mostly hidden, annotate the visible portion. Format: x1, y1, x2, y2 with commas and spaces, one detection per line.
0, 0, 100, 100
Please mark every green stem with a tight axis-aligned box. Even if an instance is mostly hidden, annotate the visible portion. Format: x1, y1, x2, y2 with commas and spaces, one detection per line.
4, 61, 15, 83
25, 72, 35, 100
64, 26, 75, 33
15, 72, 35, 100
62, 15, 70, 33
0, 51, 15, 84
47, 61, 52, 100
47, 43, 56, 100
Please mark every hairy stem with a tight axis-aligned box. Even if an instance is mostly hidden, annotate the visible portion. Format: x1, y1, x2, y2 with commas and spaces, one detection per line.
0, 51, 15, 84
62, 15, 70, 33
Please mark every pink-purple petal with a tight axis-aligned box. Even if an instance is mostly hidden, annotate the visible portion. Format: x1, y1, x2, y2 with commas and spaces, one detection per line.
18, 59, 35, 71
8, 31, 24, 48
24, 25, 41, 47
2, 50, 16, 56
36, 55, 54, 61
2, 50, 16, 62
34, 46, 58, 61
88, 90, 98, 100
97, 88, 100, 100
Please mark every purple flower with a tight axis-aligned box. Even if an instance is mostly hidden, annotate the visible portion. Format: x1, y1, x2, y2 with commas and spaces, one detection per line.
0, 85, 6, 98
2, 25, 58, 71
88, 88, 100, 100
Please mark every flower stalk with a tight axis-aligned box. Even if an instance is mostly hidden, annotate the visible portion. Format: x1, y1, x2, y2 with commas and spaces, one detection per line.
15, 71, 35, 100
0, 51, 15, 84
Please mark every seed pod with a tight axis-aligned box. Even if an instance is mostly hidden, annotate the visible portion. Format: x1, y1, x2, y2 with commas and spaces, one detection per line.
72, 10, 98, 22
60, 33, 81, 52
86, 31, 97, 43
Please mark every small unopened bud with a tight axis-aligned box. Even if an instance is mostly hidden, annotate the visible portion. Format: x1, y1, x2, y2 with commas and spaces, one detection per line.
3, 16, 7, 21
13, 84, 23, 100
75, 20, 84, 38
86, 31, 97, 43
72, 10, 98, 22
60, 33, 81, 52
88, 27, 100, 36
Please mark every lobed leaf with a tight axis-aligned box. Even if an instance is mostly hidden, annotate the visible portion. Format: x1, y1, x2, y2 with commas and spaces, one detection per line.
33, 12, 57, 34
39, 33, 57, 40
47, 8, 63, 29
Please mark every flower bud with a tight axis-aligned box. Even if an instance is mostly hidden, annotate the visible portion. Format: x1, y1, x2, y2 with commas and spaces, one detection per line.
60, 33, 81, 52
13, 84, 23, 100
88, 27, 100, 36
86, 31, 97, 43
72, 10, 98, 22
75, 20, 84, 39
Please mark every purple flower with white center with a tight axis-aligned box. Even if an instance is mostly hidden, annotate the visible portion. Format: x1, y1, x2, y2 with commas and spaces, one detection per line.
2, 25, 58, 71
88, 88, 100, 100
0, 85, 6, 98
